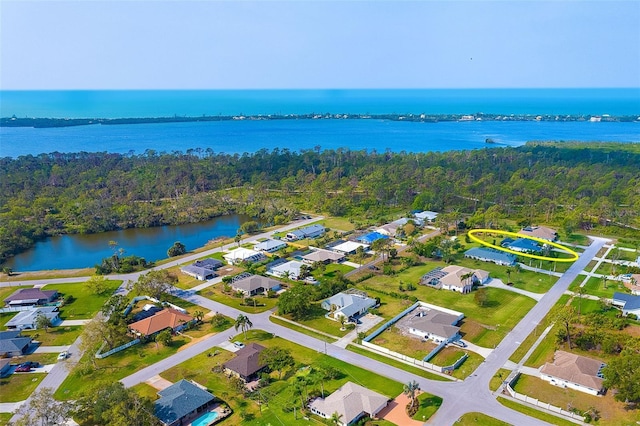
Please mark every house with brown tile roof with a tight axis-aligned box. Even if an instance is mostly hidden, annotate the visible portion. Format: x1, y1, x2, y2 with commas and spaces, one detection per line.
540, 351, 606, 396
308, 382, 389, 426
223, 343, 266, 382
128, 308, 194, 338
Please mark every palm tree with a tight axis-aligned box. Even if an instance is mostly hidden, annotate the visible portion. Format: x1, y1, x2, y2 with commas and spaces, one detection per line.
330, 411, 343, 425
505, 267, 512, 283
193, 310, 204, 322
403, 380, 420, 409
234, 314, 253, 339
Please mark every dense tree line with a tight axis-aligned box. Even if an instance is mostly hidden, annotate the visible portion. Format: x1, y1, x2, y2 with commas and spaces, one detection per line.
1, 143, 639, 263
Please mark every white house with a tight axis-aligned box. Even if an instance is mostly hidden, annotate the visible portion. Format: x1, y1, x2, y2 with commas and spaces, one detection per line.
266, 260, 304, 280
332, 241, 369, 255
421, 265, 489, 294
223, 247, 265, 265
611, 292, 640, 316
308, 382, 388, 426
254, 239, 288, 253
5, 306, 61, 330
540, 351, 605, 396
414, 210, 438, 225
321, 291, 377, 321
285, 224, 325, 241
375, 218, 410, 237
405, 307, 464, 343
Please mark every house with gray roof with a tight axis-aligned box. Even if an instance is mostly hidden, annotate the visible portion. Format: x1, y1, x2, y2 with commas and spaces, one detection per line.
231, 275, 282, 297
254, 239, 288, 253
301, 248, 345, 265
611, 292, 640, 316
0, 359, 10, 377
0, 331, 32, 357
180, 261, 220, 281
308, 381, 389, 426
464, 247, 516, 266
154, 379, 216, 426
4, 288, 58, 307
504, 238, 542, 253
223, 343, 266, 382
267, 260, 304, 280
5, 306, 61, 330
321, 291, 377, 321
406, 308, 463, 344
285, 224, 325, 241
414, 210, 438, 225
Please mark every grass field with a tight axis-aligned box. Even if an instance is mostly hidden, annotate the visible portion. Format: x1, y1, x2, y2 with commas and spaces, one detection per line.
280, 303, 349, 337
269, 315, 337, 343
497, 397, 577, 426
0, 373, 47, 402
511, 374, 638, 425
22, 325, 83, 346
197, 286, 278, 313
428, 348, 484, 380
159, 329, 407, 426
580, 276, 626, 299
411, 392, 442, 421
318, 216, 356, 232
456, 412, 510, 426
12, 352, 59, 367
489, 368, 511, 392
0, 413, 12, 426
43, 280, 122, 319
345, 344, 450, 381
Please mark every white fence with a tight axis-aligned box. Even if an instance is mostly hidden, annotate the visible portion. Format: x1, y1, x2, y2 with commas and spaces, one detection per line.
505, 372, 585, 422
95, 339, 141, 359
361, 340, 444, 372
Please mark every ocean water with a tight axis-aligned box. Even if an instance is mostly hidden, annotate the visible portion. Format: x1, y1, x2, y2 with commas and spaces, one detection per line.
2, 88, 639, 118
1, 89, 638, 158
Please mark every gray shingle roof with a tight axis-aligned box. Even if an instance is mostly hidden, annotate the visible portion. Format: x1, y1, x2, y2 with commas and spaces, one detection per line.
613, 292, 640, 310
223, 343, 266, 378
0, 337, 32, 354
155, 379, 215, 425
464, 247, 516, 264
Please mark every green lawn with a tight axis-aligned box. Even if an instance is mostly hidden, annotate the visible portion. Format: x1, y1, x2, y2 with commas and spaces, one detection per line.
131, 382, 160, 401
280, 303, 349, 338
197, 286, 278, 313
22, 326, 83, 346
318, 216, 355, 232
43, 280, 122, 319
370, 327, 438, 360
13, 352, 59, 366
346, 344, 450, 381
429, 349, 484, 380
55, 336, 191, 400
411, 392, 443, 421
456, 412, 510, 426
269, 315, 337, 343
315, 262, 355, 280
160, 329, 407, 426
489, 368, 511, 392
0, 413, 12, 426
0, 373, 47, 402
497, 397, 577, 426
580, 276, 626, 299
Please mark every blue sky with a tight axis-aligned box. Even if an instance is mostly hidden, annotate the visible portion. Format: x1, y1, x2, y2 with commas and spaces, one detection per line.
1, 1, 639, 89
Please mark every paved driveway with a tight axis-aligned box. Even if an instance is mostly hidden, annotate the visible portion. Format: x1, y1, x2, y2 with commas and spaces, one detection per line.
377, 392, 424, 426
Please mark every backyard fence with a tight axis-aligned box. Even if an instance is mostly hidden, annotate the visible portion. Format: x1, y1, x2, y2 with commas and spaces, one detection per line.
504, 372, 586, 422
95, 339, 141, 359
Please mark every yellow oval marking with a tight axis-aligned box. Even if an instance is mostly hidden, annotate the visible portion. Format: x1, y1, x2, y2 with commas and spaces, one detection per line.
467, 229, 579, 262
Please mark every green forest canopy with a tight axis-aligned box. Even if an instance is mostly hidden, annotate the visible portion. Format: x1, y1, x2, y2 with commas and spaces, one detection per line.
1, 142, 639, 263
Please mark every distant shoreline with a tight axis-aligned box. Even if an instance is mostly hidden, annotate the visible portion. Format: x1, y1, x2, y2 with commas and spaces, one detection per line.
2, 112, 639, 128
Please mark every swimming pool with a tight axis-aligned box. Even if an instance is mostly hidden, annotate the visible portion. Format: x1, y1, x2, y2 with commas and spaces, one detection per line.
191, 411, 219, 426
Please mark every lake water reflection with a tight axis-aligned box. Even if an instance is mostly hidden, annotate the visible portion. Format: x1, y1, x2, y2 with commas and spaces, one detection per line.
4, 214, 250, 272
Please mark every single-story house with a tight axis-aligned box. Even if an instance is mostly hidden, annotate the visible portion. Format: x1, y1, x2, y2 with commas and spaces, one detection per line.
266, 260, 304, 280
0, 330, 32, 357
5, 306, 61, 330
180, 259, 222, 281
464, 247, 516, 266
504, 238, 542, 253
0, 359, 11, 377
421, 265, 489, 294
309, 381, 389, 426
375, 218, 410, 237
321, 291, 377, 321
231, 274, 282, 297
254, 239, 288, 253
518, 226, 558, 241
223, 343, 266, 382
3, 288, 58, 307
128, 308, 194, 338
223, 247, 266, 265
540, 351, 606, 396
301, 248, 345, 265
406, 307, 464, 343
356, 232, 388, 245
414, 210, 438, 225
286, 224, 325, 241
154, 379, 216, 426
611, 292, 640, 316
332, 241, 369, 255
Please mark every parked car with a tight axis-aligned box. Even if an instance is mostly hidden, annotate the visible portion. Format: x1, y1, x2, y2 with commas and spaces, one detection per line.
57, 351, 69, 361
233, 341, 245, 349
15, 364, 32, 372
22, 361, 40, 368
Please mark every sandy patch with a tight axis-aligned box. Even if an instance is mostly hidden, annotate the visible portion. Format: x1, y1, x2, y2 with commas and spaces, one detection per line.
178, 333, 216, 352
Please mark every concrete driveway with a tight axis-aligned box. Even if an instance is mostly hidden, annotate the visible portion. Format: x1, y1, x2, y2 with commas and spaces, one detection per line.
377, 392, 424, 426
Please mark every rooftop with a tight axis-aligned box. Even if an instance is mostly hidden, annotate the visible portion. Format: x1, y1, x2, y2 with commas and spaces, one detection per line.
540, 351, 605, 390
155, 379, 215, 425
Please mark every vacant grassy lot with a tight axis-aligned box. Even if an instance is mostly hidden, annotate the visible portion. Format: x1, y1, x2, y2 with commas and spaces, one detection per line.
160, 329, 406, 426
371, 327, 439, 360
318, 216, 355, 232
580, 276, 626, 299
0, 372, 47, 402
512, 374, 638, 425
22, 325, 83, 346
43, 280, 122, 319
497, 397, 577, 426
457, 412, 510, 426
197, 285, 278, 313
13, 352, 59, 367
428, 347, 483, 380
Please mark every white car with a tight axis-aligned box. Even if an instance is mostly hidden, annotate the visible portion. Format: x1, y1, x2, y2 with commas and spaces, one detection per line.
233, 341, 245, 349
57, 351, 69, 361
